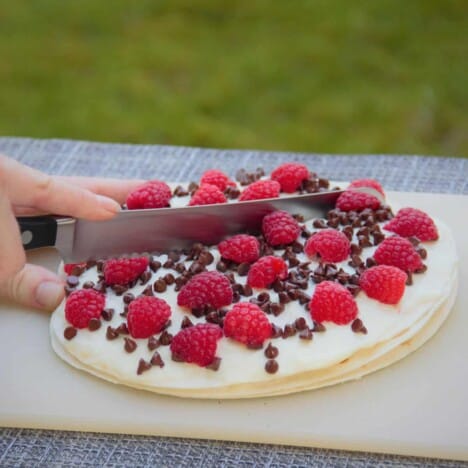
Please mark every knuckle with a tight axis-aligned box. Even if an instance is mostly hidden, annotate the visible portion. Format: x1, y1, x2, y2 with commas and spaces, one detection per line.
32, 174, 55, 207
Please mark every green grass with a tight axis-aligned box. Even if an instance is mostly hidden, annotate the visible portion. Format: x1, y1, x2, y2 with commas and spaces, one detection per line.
0, 0, 467, 156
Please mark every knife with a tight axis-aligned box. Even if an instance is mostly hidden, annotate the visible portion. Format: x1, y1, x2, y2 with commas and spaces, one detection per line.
17, 188, 382, 263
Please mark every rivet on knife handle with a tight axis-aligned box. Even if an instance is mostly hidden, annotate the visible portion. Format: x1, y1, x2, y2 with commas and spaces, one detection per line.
17, 216, 58, 250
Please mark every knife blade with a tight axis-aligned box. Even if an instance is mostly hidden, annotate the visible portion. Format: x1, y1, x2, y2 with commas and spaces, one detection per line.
17, 187, 382, 263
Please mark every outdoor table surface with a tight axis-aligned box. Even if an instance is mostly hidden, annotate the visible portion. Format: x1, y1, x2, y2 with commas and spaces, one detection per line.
0, 137, 466, 467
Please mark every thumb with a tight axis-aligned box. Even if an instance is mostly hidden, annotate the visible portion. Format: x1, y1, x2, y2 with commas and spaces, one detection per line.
0, 264, 65, 311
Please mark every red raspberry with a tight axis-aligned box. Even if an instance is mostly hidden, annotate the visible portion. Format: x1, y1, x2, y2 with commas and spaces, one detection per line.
271, 162, 309, 193
64, 262, 86, 275
384, 207, 438, 242
247, 256, 288, 288
374, 236, 423, 272
218, 235, 260, 264
103, 257, 149, 286
224, 302, 272, 347
304, 229, 350, 263
127, 296, 171, 339
262, 211, 300, 246
359, 265, 407, 305
348, 178, 385, 196
336, 190, 381, 212
309, 281, 358, 325
126, 181, 172, 209
65, 289, 105, 329
239, 180, 281, 201
177, 271, 233, 310
170, 323, 223, 367
200, 169, 236, 191
189, 183, 227, 206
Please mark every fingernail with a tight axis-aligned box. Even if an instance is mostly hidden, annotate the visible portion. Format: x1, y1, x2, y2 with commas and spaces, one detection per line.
36, 281, 64, 310
96, 195, 120, 214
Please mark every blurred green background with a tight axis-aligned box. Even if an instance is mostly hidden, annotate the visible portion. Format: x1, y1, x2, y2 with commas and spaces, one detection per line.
0, 0, 466, 156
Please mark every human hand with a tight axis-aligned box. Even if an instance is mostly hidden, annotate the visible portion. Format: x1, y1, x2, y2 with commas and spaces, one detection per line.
0, 154, 145, 310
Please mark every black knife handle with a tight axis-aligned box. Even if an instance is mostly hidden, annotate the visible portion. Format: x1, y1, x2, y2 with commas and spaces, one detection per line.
17, 216, 58, 250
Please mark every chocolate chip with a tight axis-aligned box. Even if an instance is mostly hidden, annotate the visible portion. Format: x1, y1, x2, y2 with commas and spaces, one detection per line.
198, 250, 214, 266
206, 357, 222, 371
153, 279, 167, 293
408, 236, 420, 246
269, 302, 285, 316
180, 316, 194, 329
282, 324, 296, 338
271, 324, 283, 338
350, 243, 362, 255
124, 338, 137, 353
373, 232, 385, 245
66, 275, 79, 287
174, 263, 186, 274
150, 260, 162, 272
86, 259, 97, 269
414, 265, 427, 274
140, 271, 152, 285
164, 273, 175, 285
265, 359, 279, 374
116, 323, 129, 335
406, 272, 413, 286
163, 259, 174, 269
159, 331, 173, 346
142, 285, 154, 296
264, 342, 279, 359
299, 329, 313, 340
188, 181, 199, 194
347, 284, 361, 296
174, 185, 189, 197
366, 257, 377, 268
151, 351, 165, 367
93, 281, 106, 294
225, 186, 241, 199
216, 260, 228, 272
294, 317, 308, 330
96, 260, 105, 272
237, 262, 250, 276
417, 247, 427, 259
147, 336, 160, 350
313, 321, 326, 332
189, 262, 205, 275
88, 318, 101, 331
168, 251, 181, 262
242, 284, 253, 297
100, 308, 114, 321
137, 359, 152, 375
351, 318, 367, 334
112, 284, 128, 296
106, 326, 119, 340
247, 342, 264, 350
123, 293, 135, 304
83, 281, 95, 289
64, 326, 77, 340
313, 219, 327, 229
278, 291, 290, 304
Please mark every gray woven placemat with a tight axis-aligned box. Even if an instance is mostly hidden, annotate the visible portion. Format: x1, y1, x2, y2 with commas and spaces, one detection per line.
0, 137, 467, 468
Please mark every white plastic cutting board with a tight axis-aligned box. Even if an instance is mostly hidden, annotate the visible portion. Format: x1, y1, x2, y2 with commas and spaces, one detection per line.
1, 192, 467, 461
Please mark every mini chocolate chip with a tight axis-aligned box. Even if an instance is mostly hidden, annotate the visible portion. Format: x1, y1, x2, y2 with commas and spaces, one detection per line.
288, 257, 300, 268
414, 265, 427, 274
174, 185, 189, 197
417, 248, 427, 259
189, 262, 205, 275
153, 279, 167, 293
264, 342, 279, 359
271, 324, 283, 338
199, 250, 214, 265
163, 259, 174, 269
242, 284, 253, 297
347, 284, 361, 296
150, 260, 162, 272
164, 273, 175, 285
101, 308, 114, 321
313, 321, 326, 332
96, 260, 105, 272
93, 281, 107, 294
66, 275, 80, 287
106, 326, 119, 340
294, 317, 308, 330
151, 351, 165, 367
116, 323, 129, 335
88, 318, 101, 331
206, 311, 220, 324
366, 257, 377, 268
247, 342, 264, 350
123, 293, 135, 304
265, 359, 279, 374
232, 291, 241, 303
140, 271, 152, 285
83, 281, 95, 289
112, 284, 128, 296
147, 336, 160, 350
373, 232, 385, 245
181, 316, 194, 329
350, 243, 362, 255
216, 260, 228, 272
282, 324, 296, 338
351, 318, 368, 334
237, 262, 250, 276
159, 331, 173, 346
124, 338, 137, 353
64, 327, 77, 340
206, 357, 222, 371
142, 285, 154, 296
188, 181, 199, 194
313, 219, 327, 229
168, 251, 181, 262
174, 263, 186, 274
137, 359, 152, 375
270, 302, 285, 316
408, 236, 420, 246
225, 186, 241, 199
278, 291, 290, 304
406, 272, 413, 286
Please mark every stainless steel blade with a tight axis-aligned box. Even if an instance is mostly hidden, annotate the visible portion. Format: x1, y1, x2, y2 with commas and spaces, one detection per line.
57, 187, 382, 262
